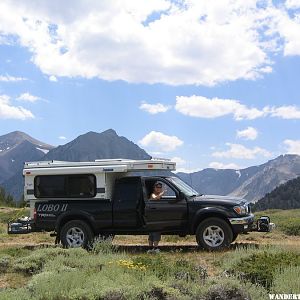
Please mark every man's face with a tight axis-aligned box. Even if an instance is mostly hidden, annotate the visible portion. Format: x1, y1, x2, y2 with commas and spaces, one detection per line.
154, 184, 162, 192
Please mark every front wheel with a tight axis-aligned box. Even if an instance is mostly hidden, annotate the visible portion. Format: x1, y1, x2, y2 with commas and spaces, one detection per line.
231, 232, 238, 243
196, 218, 233, 251
60, 220, 94, 249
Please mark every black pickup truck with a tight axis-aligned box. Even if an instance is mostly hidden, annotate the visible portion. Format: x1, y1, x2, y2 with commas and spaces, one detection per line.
8, 175, 273, 250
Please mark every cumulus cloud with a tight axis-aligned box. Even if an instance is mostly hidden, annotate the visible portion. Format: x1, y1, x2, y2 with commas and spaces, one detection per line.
175, 96, 267, 120
139, 131, 183, 152
171, 156, 186, 165
175, 167, 202, 173
0, 74, 27, 82
16, 93, 41, 103
175, 95, 300, 120
209, 162, 241, 170
59, 136, 67, 140
269, 106, 300, 119
283, 139, 300, 155
0, 94, 34, 120
236, 127, 258, 140
139, 102, 171, 114
285, 0, 300, 9
212, 143, 272, 159
0, 0, 291, 86
49, 75, 57, 82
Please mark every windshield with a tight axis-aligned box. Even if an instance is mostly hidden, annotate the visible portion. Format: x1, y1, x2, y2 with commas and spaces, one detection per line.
167, 177, 199, 197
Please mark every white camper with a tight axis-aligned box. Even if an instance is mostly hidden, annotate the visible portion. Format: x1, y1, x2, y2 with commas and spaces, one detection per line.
23, 158, 176, 218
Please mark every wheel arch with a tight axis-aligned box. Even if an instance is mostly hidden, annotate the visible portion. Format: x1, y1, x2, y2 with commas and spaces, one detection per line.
192, 209, 233, 234
56, 212, 95, 236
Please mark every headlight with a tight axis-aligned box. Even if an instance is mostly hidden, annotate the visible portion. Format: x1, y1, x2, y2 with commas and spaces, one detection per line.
233, 205, 248, 215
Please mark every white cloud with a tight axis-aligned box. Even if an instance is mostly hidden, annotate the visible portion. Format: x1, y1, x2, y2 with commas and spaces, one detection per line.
49, 75, 57, 82
16, 93, 41, 103
0, 94, 34, 120
274, 2, 300, 56
209, 162, 240, 170
0, 0, 288, 86
0, 74, 27, 82
175, 167, 202, 174
170, 156, 202, 173
236, 127, 258, 140
59, 136, 67, 140
171, 156, 186, 166
139, 131, 183, 152
286, 0, 300, 9
175, 96, 266, 120
175, 95, 300, 120
139, 102, 171, 114
283, 139, 300, 155
269, 106, 300, 119
212, 143, 272, 159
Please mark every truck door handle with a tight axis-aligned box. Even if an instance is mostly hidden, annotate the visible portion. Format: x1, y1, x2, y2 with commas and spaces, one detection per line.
149, 207, 157, 210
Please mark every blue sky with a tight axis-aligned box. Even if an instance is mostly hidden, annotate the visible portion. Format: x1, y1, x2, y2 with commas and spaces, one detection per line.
1, 0, 300, 172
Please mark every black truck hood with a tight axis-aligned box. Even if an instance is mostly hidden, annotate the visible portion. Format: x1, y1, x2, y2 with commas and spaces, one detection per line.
193, 194, 247, 206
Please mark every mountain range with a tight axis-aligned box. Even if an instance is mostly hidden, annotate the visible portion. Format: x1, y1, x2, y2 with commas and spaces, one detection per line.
0, 129, 299, 205
178, 154, 300, 202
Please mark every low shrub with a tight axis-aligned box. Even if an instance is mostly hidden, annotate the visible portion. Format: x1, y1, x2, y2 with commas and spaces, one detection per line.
229, 250, 300, 289
132, 256, 208, 284
272, 266, 300, 293
0, 246, 271, 300
184, 277, 267, 300
280, 219, 300, 236
202, 282, 250, 300
0, 256, 10, 273
12, 247, 67, 275
92, 236, 119, 254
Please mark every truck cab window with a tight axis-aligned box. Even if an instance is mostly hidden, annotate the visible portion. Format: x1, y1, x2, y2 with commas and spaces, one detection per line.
145, 180, 177, 201
161, 183, 176, 199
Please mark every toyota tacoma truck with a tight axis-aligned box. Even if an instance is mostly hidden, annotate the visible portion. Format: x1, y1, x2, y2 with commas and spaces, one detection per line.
8, 159, 274, 251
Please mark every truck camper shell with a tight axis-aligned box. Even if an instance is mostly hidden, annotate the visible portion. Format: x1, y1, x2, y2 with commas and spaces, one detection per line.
23, 159, 176, 218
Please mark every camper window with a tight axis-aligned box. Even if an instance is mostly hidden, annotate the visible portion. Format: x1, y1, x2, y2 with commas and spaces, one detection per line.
34, 174, 96, 198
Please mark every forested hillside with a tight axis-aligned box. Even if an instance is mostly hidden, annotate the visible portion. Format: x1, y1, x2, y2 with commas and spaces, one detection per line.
253, 176, 300, 211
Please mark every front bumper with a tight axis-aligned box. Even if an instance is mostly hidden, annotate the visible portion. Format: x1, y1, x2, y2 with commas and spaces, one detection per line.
229, 214, 255, 233
229, 213, 255, 225
229, 214, 275, 234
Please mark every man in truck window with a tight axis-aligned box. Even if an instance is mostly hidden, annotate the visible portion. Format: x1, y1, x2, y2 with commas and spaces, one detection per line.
148, 182, 165, 253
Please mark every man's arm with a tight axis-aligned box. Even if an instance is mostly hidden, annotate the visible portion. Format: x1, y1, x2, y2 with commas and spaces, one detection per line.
150, 191, 165, 200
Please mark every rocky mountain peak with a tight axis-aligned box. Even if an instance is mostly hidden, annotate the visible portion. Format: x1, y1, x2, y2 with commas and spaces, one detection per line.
0, 131, 53, 156
43, 129, 150, 162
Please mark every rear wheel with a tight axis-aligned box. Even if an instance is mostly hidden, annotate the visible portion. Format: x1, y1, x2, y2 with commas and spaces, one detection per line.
196, 218, 233, 251
60, 220, 94, 249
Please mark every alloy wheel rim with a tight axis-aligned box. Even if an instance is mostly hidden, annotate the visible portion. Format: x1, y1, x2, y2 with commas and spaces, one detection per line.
66, 227, 85, 247
203, 225, 224, 247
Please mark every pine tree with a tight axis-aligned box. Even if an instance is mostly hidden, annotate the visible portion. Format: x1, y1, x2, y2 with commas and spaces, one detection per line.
253, 176, 300, 211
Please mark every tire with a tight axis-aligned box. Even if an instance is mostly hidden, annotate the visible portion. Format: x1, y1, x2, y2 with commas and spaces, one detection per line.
231, 232, 238, 243
196, 217, 233, 251
60, 220, 94, 249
